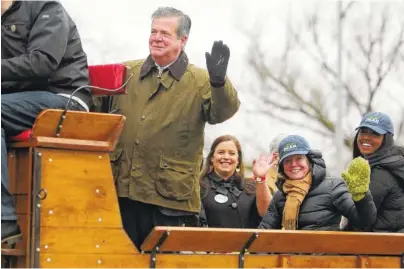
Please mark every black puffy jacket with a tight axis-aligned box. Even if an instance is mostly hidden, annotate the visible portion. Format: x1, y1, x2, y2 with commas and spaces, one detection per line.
365, 146, 404, 232
1, 1, 92, 107
259, 155, 377, 231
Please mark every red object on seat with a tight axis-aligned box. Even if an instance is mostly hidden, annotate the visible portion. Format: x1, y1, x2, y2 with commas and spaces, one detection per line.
88, 64, 128, 95
9, 64, 129, 142
9, 129, 32, 142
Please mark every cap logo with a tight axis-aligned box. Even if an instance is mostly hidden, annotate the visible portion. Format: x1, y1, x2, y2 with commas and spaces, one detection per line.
283, 142, 297, 151
365, 116, 379, 124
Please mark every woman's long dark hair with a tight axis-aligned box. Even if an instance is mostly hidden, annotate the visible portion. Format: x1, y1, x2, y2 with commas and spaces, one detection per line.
353, 131, 395, 158
199, 135, 254, 195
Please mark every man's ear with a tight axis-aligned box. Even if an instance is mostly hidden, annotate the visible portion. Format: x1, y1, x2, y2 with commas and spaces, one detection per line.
180, 35, 188, 50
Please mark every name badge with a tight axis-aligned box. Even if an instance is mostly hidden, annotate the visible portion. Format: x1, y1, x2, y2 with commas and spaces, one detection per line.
214, 194, 228, 204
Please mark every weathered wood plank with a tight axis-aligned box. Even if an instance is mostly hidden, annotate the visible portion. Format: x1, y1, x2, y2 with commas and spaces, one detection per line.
35, 149, 122, 228
39, 227, 137, 254
32, 109, 124, 143
37, 253, 402, 268
142, 227, 404, 255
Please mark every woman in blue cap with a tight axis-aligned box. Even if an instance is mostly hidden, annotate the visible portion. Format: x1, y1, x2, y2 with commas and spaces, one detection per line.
350, 112, 404, 232
259, 135, 377, 231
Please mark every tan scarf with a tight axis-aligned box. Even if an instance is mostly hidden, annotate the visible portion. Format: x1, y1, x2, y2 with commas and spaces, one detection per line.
282, 172, 312, 230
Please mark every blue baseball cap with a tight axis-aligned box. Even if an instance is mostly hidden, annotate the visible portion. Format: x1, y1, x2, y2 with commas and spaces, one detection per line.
356, 112, 394, 135
278, 135, 311, 164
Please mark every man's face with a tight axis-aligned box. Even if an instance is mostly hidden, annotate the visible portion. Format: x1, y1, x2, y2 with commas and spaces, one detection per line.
149, 17, 187, 66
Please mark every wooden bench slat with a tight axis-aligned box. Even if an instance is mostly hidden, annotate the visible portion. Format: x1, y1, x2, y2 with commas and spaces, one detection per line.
31, 109, 125, 142
249, 229, 404, 255
33, 253, 402, 268
16, 137, 113, 152
141, 227, 253, 253
141, 227, 404, 255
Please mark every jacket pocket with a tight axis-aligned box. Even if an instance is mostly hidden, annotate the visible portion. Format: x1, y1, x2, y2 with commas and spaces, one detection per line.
156, 155, 197, 201
3, 22, 28, 40
109, 148, 123, 181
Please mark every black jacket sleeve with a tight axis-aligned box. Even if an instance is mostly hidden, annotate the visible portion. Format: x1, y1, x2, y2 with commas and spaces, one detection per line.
369, 168, 392, 211
1, 1, 69, 81
331, 177, 377, 229
258, 192, 282, 229
198, 203, 208, 227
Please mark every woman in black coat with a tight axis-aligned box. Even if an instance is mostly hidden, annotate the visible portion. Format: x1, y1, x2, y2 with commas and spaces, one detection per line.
351, 112, 404, 232
259, 135, 377, 231
199, 135, 274, 228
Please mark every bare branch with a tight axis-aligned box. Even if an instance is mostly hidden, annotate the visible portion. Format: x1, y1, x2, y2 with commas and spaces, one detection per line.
243, 1, 403, 154
245, 108, 332, 138
341, 1, 355, 19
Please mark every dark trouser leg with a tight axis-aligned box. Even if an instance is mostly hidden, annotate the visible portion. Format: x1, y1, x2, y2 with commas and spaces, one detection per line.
1, 91, 85, 240
118, 197, 198, 250
1, 128, 16, 221
118, 198, 157, 250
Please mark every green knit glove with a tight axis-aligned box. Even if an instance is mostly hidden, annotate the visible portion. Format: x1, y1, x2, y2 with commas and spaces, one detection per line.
341, 157, 370, 202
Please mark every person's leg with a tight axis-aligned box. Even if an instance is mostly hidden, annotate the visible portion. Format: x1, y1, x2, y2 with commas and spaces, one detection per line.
118, 198, 199, 250
1, 91, 85, 136
1, 91, 85, 242
118, 198, 155, 251
1, 128, 21, 243
118, 197, 140, 249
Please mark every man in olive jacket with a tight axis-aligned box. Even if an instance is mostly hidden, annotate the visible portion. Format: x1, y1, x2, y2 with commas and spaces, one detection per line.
100, 7, 240, 249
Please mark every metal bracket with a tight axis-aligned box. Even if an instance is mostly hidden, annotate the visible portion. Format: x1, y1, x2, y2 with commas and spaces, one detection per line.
400, 252, 404, 268
238, 232, 258, 268
31, 150, 43, 268
150, 231, 169, 269
55, 112, 67, 137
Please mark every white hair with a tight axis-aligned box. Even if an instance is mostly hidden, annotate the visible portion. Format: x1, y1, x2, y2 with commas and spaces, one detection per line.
269, 133, 288, 153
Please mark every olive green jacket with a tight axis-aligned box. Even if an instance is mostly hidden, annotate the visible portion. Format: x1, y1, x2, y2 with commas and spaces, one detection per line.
105, 52, 240, 213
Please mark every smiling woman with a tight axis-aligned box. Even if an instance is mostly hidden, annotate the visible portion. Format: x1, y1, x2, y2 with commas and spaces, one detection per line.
349, 112, 404, 233
198, 135, 270, 228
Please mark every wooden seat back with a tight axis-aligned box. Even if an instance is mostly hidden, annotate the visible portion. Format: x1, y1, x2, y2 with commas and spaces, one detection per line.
11, 109, 125, 151
142, 227, 404, 255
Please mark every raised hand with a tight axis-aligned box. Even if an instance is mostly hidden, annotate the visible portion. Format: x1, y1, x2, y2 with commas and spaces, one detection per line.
341, 157, 371, 202
252, 153, 276, 178
205, 40, 230, 87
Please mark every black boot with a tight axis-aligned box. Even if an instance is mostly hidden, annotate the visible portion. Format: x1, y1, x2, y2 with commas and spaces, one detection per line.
1, 220, 22, 247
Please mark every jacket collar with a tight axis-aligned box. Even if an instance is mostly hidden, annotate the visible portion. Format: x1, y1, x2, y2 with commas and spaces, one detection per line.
139, 51, 188, 81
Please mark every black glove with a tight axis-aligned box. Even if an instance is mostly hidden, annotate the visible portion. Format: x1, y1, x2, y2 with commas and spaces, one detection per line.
205, 40, 230, 87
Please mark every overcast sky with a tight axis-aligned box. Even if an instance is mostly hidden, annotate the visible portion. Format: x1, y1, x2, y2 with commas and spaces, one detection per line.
61, 0, 404, 173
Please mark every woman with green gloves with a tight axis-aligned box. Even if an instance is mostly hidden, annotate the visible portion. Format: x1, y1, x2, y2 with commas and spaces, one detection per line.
348, 112, 404, 232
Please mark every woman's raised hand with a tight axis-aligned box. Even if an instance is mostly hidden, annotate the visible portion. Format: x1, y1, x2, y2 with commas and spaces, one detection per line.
252, 153, 277, 178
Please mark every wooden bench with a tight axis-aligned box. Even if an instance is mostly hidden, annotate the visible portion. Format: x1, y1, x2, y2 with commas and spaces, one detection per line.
140, 227, 404, 268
